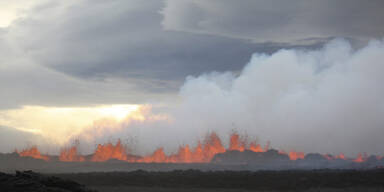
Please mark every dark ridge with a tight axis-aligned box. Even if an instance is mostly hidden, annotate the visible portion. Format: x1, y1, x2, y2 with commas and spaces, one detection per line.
51, 169, 384, 190
304, 153, 328, 161
212, 149, 290, 164
0, 170, 96, 192
211, 149, 384, 170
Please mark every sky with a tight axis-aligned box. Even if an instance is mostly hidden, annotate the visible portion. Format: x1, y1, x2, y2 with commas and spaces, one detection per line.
0, 0, 384, 156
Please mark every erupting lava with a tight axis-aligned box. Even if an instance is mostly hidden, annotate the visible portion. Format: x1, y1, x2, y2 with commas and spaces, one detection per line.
92, 140, 128, 162
229, 133, 246, 151
288, 151, 305, 160
16, 132, 376, 164
278, 150, 305, 160
137, 132, 226, 163
353, 153, 368, 163
337, 153, 347, 160
59, 146, 85, 162
17, 146, 50, 161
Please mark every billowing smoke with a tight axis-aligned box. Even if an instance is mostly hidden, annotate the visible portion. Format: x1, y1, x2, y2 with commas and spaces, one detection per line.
72, 38, 384, 157
170, 38, 384, 156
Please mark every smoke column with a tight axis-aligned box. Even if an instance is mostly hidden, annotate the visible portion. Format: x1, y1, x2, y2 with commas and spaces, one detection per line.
74, 39, 384, 157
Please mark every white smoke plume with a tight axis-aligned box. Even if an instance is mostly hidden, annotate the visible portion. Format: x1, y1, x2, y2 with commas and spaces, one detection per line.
72, 38, 384, 157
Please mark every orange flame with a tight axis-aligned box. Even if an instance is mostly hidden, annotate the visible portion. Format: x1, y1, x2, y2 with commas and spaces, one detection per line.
278, 150, 305, 160
59, 146, 85, 162
353, 153, 367, 163
202, 132, 226, 161
138, 148, 168, 163
337, 153, 346, 160
91, 139, 128, 162
15, 132, 376, 164
229, 133, 246, 151
288, 151, 305, 160
137, 132, 226, 163
17, 146, 50, 161
174, 145, 193, 163
249, 142, 264, 152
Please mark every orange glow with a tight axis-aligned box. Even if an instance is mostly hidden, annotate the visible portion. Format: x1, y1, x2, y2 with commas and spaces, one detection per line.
202, 132, 226, 161
288, 151, 305, 160
175, 145, 193, 163
353, 153, 367, 163
249, 142, 264, 152
91, 139, 128, 162
138, 132, 227, 163
59, 146, 85, 162
337, 153, 346, 160
191, 142, 204, 162
15, 132, 377, 164
138, 148, 168, 163
229, 133, 245, 151
278, 150, 305, 160
17, 146, 50, 161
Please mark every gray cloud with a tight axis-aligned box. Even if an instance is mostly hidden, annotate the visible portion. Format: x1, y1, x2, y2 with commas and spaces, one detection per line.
162, 0, 384, 43
9, 0, 316, 80
0, 0, 327, 109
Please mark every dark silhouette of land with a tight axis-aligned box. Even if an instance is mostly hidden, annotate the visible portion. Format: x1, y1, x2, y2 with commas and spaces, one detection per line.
0, 170, 95, 192
51, 169, 384, 190
1, 150, 384, 191
2, 169, 383, 192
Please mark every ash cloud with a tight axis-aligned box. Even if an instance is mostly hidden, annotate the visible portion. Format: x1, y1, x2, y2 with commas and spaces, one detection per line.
162, 0, 384, 43
0, 0, 325, 110
73, 39, 384, 157
169, 39, 384, 156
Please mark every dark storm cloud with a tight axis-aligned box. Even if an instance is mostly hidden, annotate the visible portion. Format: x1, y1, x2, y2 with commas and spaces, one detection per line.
0, 0, 381, 109
9, 0, 325, 82
162, 0, 384, 43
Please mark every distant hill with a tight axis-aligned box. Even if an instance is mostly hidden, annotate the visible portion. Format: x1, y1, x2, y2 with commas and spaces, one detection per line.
211, 149, 384, 170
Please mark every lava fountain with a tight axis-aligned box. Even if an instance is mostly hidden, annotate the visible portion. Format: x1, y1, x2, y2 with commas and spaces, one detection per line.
16, 132, 378, 164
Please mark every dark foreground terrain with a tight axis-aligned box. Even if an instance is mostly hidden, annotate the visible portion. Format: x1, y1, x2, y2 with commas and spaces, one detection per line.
0, 170, 95, 192
2, 169, 384, 192
51, 169, 384, 192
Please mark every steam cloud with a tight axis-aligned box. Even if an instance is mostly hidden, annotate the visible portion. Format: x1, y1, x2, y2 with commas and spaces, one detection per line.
73, 39, 384, 156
